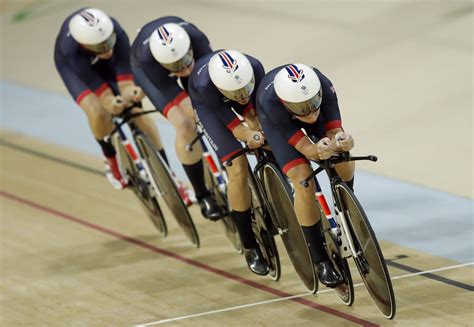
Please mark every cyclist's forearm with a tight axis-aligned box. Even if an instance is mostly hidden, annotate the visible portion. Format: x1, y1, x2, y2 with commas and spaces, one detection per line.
118, 81, 136, 102
232, 124, 253, 142
294, 136, 320, 160
244, 109, 262, 131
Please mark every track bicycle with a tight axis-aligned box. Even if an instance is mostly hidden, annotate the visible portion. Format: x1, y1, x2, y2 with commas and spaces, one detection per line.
301, 152, 396, 319
107, 107, 200, 247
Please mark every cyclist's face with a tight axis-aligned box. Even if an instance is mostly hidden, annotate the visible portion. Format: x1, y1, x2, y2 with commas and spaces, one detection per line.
98, 49, 114, 60
237, 96, 250, 105
172, 60, 195, 77
294, 109, 320, 124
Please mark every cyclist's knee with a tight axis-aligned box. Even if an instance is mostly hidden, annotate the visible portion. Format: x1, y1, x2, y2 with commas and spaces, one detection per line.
287, 163, 315, 193
226, 156, 248, 184
85, 103, 108, 120
177, 117, 195, 134
168, 107, 195, 132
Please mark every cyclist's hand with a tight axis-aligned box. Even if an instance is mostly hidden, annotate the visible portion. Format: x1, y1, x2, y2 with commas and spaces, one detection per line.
123, 86, 145, 104
247, 131, 265, 149
131, 86, 145, 102
335, 132, 354, 152
109, 95, 126, 115
316, 137, 334, 160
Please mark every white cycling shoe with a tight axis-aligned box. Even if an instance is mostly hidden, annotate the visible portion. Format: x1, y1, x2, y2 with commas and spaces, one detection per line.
104, 156, 128, 190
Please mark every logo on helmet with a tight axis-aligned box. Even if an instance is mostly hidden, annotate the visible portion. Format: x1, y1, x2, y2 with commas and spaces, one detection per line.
285, 64, 305, 83
218, 52, 239, 74
157, 25, 174, 46
79, 10, 99, 27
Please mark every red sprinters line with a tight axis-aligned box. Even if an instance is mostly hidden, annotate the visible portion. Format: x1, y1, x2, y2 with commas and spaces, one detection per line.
0, 190, 379, 326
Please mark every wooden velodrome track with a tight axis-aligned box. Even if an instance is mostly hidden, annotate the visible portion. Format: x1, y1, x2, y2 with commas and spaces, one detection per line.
1, 0, 473, 326
1, 130, 473, 326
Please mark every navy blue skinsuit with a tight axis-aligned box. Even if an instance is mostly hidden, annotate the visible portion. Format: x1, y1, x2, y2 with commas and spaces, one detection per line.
188, 51, 265, 162
256, 64, 343, 174
54, 9, 134, 105
130, 16, 212, 117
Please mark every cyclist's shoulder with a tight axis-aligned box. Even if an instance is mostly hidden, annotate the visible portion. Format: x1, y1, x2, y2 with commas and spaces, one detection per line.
110, 16, 127, 37
310, 66, 334, 87
192, 51, 216, 77
256, 66, 284, 100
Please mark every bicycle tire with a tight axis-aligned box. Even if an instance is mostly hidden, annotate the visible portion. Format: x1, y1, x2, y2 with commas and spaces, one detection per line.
249, 173, 281, 281
262, 163, 317, 293
321, 213, 354, 306
335, 183, 396, 319
135, 133, 200, 247
114, 135, 167, 236
203, 160, 242, 253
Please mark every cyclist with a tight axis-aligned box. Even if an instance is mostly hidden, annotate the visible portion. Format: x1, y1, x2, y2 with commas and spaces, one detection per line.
54, 8, 165, 190
131, 17, 223, 220
256, 63, 352, 288
188, 50, 269, 276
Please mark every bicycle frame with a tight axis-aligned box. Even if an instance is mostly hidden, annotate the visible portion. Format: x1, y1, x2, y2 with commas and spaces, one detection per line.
107, 110, 164, 199
301, 153, 378, 259
187, 126, 228, 194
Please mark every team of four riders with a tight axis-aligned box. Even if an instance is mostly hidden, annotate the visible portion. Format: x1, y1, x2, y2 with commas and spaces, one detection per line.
55, 8, 356, 288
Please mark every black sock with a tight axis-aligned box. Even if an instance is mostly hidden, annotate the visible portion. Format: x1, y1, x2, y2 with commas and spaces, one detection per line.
182, 160, 209, 200
97, 139, 116, 158
158, 149, 169, 166
232, 209, 257, 249
302, 220, 329, 264
346, 176, 354, 192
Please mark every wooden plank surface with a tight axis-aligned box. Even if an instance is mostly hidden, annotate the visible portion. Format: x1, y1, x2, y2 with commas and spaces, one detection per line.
1, 131, 472, 326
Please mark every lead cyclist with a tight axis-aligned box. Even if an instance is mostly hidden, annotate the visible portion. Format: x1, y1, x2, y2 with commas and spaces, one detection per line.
256, 63, 354, 288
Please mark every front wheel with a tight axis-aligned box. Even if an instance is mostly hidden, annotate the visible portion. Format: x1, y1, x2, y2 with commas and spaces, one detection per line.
335, 183, 396, 319
114, 134, 167, 236
262, 163, 317, 293
249, 173, 281, 281
135, 133, 200, 247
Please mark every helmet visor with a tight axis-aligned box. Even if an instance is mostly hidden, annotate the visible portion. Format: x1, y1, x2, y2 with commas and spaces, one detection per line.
282, 90, 322, 116
82, 32, 117, 54
218, 75, 255, 102
160, 47, 194, 72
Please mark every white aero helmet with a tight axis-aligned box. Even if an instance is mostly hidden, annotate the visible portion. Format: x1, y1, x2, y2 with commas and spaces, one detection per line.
208, 50, 255, 102
69, 8, 116, 53
274, 64, 322, 116
149, 23, 194, 72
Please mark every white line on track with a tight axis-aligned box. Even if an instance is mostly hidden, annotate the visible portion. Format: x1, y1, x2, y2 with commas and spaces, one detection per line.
134, 261, 473, 326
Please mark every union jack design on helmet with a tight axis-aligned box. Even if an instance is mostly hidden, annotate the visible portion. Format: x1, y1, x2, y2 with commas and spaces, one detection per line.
218, 51, 239, 73
157, 25, 173, 45
79, 10, 98, 27
285, 64, 305, 83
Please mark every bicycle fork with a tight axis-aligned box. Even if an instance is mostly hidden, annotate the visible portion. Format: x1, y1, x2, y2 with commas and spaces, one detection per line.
314, 180, 355, 258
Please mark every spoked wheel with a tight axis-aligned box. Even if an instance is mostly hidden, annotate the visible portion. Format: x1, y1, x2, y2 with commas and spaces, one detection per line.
203, 160, 242, 253
249, 174, 281, 281
115, 135, 167, 236
262, 163, 317, 293
336, 183, 396, 319
321, 213, 354, 306
135, 133, 200, 248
